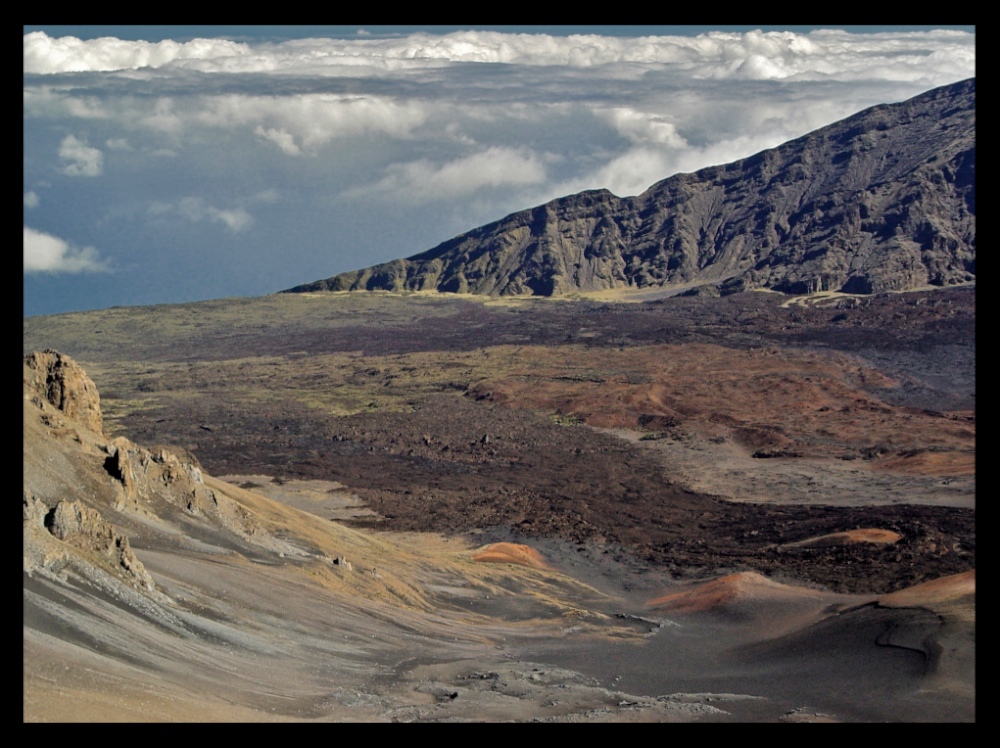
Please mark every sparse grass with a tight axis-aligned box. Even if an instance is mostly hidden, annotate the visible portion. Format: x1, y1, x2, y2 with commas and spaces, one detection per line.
99, 397, 159, 434
550, 413, 584, 426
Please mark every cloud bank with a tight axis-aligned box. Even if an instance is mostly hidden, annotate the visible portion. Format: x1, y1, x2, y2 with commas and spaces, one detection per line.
24, 31, 249, 74
24, 29, 974, 82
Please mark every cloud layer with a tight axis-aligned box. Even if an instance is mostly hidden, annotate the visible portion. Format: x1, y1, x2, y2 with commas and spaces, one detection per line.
24, 31, 249, 73
24, 28, 974, 81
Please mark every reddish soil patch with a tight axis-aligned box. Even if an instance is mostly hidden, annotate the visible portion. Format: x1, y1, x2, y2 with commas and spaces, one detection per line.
472, 542, 550, 569
784, 529, 901, 548
879, 569, 975, 607
469, 343, 975, 471
869, 445, 975, 476
645, 571, 815, 614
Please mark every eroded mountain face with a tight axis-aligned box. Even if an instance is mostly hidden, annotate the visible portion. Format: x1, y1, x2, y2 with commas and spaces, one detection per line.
290, 79, 974, 298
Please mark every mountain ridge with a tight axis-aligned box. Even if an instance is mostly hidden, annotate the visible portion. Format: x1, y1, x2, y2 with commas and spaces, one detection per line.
288, 78, 974, 298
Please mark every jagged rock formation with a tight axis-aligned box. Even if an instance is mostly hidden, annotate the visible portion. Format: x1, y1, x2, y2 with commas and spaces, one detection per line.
22, 350, 265, 591
23, 351, 153, 590
24, 349, 103, 434
23, 491, 155, 590
289, 78, 974, 297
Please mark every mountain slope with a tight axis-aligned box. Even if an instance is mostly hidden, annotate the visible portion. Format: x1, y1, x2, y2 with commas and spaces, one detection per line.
22, 350, 648, 721
289, 78, 974, 297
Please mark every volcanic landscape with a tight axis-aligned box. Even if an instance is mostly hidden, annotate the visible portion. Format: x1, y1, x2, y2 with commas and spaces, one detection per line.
24, 282, 974, 721
23, 79, 975, 722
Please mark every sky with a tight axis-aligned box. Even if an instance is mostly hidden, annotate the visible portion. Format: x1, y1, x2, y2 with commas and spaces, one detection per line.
23, 25, 976, 317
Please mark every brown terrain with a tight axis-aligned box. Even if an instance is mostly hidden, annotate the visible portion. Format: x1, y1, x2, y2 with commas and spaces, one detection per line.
23, 282, 974, 722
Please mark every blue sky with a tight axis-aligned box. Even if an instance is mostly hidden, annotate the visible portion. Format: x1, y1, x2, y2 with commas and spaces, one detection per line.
24, 26, 975, 316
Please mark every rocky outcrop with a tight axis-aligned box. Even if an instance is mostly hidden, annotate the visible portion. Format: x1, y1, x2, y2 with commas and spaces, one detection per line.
22, 351, 226, 592
24, 349, 103, 434
23, 491, 154, 590
289, 78, 974, 297
101, 436, 221, 517
22, 351, 155, 591
48, 498, 154, 589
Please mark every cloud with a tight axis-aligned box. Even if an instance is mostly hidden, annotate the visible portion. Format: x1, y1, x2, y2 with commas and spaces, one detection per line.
23, 28, 974, 82
24, 191, 40, 208
255, 125, 301, 155
24, 30, 974, 171
351, 147, 548, 203
105, 137, 132, 150
149, 196, 254, 232
557, 124, 827, 199
199, 94, 430, 151
556, 147, 677, 199
600, 108, 689, 148
59, 134, 103, 176
140, 97, 184, 134
249, 189, 280, 204
27, 86, 435, 153
23, 31, 249, 74
24, 227, 108, 273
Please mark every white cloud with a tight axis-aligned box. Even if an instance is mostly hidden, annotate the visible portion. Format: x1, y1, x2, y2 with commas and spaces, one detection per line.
24, 191, 40, 208
149, 196, 254, 232
105, 137, 132, 150
352, 147, 548, 203
25, 29, 973, 81
255, 125, 301, 155
59, 134, 103, 176
23, 87, 106, 120
28, 88, 434, 152
24, 226, 108, 273
557, 126, 822, 199
560, 147, 677, 199
600, 108, 688, 148
23, 31, 249, 74
140, 97, 184, 134
199, 94, 430, 150
24, 30, 974, 170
